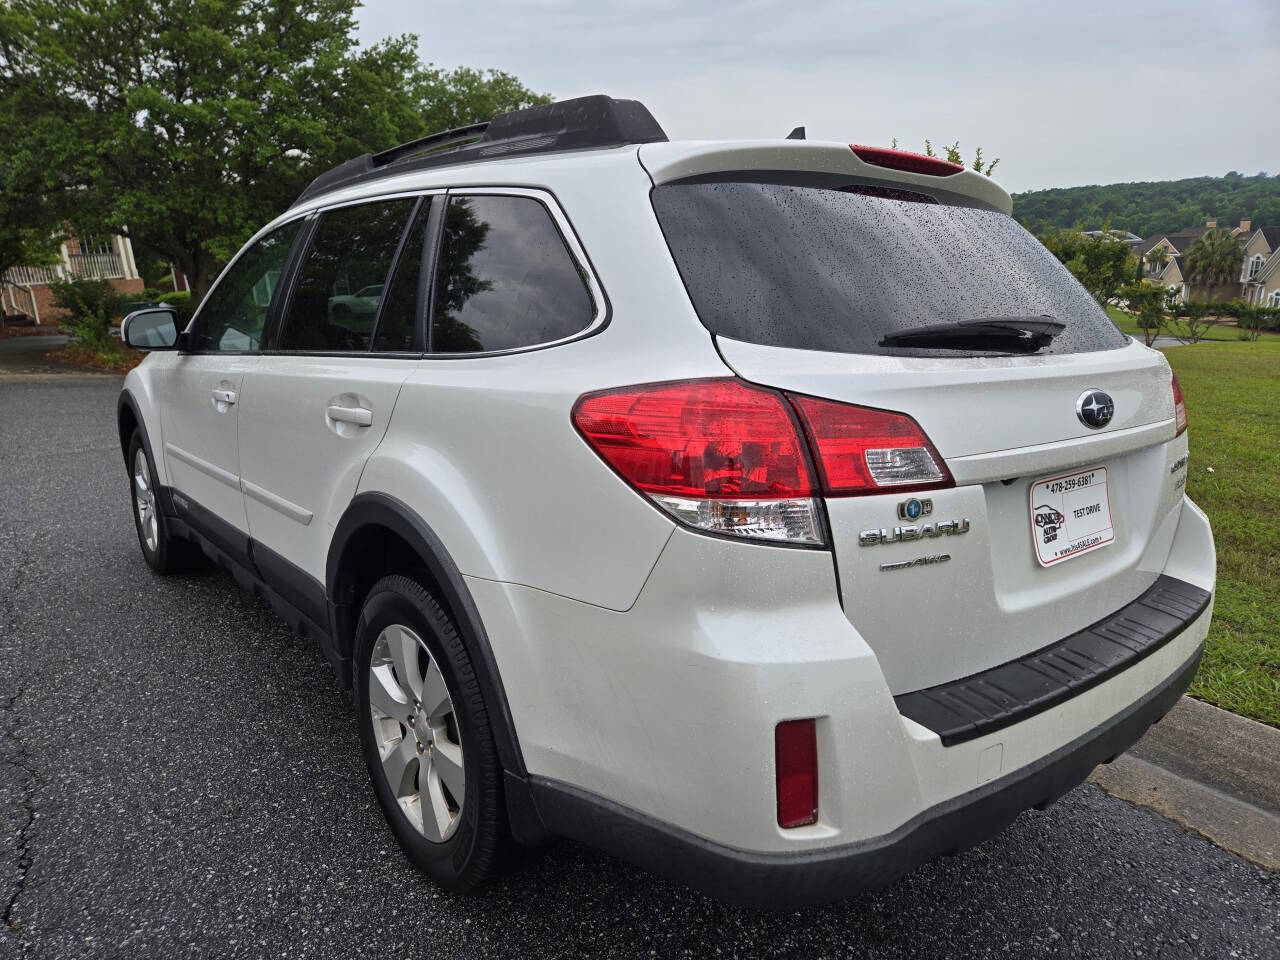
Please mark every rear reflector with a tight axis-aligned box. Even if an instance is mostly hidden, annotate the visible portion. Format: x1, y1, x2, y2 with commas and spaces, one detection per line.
572, 380, 823, 545
788, 394, 954, 495
850, 144, 964, 177
775, 719, 818, 828
1171, 371, 1187, 437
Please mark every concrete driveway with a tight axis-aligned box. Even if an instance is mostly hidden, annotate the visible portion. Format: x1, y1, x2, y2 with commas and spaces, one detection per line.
0, 376, 1276, 959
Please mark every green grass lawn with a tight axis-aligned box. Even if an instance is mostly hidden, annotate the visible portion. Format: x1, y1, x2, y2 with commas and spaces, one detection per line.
1106, 305, 1280, 343
1161, 339, 1280, 726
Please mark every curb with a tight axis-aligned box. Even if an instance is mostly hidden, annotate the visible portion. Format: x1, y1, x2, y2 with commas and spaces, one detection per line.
1090, 696, 1280, 871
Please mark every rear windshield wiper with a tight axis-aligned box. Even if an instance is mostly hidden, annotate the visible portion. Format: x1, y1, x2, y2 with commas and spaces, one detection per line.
879, 315, 1066, 353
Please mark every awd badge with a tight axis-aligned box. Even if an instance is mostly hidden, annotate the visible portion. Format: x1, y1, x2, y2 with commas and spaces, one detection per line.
897, 497, 933, 521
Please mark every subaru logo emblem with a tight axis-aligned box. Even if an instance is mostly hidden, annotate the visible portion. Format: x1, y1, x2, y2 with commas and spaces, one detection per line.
1076, 389, 1114, 429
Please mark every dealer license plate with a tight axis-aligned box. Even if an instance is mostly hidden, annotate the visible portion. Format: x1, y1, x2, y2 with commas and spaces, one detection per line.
1029, 466, 1115, 567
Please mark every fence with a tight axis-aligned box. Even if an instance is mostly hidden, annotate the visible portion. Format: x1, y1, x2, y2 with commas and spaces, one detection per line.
2, 250, 127, 287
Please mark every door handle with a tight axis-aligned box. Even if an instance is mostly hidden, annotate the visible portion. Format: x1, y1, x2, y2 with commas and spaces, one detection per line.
326, 404, 372, 426
212, 388, 237, 405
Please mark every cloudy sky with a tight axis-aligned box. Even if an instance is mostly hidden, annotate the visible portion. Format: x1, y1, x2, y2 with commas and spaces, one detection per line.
356, 1, 1279, 194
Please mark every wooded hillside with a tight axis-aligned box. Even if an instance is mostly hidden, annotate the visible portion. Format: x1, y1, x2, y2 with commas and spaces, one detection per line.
1013, 172, 1280, 238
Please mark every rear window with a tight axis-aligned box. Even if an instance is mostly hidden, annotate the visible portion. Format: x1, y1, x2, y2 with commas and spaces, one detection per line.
651, 180, 1128, 357
431, 195, 594, 353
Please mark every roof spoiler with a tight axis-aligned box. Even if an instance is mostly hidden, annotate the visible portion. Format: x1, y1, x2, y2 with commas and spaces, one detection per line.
293, 94, 667, 207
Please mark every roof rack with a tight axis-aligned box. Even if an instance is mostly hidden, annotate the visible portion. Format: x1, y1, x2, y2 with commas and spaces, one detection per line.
293, 94, 667, 207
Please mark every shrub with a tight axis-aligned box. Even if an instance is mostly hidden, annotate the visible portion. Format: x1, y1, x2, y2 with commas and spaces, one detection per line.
157, 290, 194, 325
1117, 281, 1174, 346
1170, 299, 1212, 343
1168, 297, 1280, 341
50, 279, 126, 346
1040, 226, 1136, 305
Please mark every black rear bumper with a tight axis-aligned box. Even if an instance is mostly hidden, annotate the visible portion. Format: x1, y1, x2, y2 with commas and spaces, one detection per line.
527, 642, 1204, 909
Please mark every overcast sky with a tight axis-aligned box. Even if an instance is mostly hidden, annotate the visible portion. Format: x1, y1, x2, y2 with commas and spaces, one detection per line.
355, 1, 1279, 194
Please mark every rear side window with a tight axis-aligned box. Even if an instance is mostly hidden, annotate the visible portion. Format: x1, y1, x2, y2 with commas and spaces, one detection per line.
431, 195, 593, 353
651, 180, 1128, 357
276, 199, 416, 352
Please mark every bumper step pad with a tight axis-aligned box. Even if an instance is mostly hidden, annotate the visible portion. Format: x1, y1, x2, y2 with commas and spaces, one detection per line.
894, 576, 1212, 746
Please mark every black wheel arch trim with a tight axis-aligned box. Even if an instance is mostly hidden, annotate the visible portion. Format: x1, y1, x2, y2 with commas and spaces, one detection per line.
117, 389, 150, 462
119, 390, 176, 518
327, 492, 530, 786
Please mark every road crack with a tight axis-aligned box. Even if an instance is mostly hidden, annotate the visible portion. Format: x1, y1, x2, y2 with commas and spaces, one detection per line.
2, 689, 36, 955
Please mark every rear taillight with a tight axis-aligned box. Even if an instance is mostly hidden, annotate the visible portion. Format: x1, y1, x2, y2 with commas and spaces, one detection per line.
775, 719, 818, 828
572, 380, 823, 545
1171, 371, 1187, 437
849, 144, 964, 177
573, 380, 953, 544
789, 394, 954, 495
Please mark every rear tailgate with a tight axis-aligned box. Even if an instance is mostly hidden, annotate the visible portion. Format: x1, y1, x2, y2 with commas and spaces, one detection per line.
644, 143, 1188, 694
718, 335, 1185, 693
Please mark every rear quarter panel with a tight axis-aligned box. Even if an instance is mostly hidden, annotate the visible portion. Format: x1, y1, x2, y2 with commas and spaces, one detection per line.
357, 154, 732, 610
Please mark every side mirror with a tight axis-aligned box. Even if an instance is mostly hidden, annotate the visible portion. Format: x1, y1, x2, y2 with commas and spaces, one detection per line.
122, 307, 181, 351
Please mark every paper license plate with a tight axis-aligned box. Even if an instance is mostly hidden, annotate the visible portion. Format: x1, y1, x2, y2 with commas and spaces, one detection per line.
1029, 466, 1114, 566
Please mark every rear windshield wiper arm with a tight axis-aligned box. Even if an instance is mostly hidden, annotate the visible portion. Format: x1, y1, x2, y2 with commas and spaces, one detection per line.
879, 315, 1066, 352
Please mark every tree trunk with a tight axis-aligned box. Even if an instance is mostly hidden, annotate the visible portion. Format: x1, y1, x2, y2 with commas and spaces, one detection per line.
176, 248, 221, 305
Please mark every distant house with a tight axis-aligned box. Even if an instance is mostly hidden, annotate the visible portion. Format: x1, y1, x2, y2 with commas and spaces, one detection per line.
1081, 228, 1145, 253
1, 230, 146, 324
1238, 225, 1280, 309
1140, 222, 1211, 302
1139, 218, 1259, 303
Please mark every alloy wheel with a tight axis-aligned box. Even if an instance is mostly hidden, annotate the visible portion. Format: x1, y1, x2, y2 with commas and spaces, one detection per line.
368, 624, 465, 842
133, 448, 159, 553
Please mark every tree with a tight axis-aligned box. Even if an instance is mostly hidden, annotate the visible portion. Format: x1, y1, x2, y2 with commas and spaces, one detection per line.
1040, 226, 1137, 305
1145, 245, 1169, 275
0, 0, 548, 300
1012, 172, 1280, 238
890, 137, 1000, 176
1181, 229, 1245, 298
1118, 281, 1175, 346
1168, 298, 1212, 343
0, 73, 69, 308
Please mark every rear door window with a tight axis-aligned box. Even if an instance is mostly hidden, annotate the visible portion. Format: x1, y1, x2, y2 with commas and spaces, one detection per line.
651, 180, 1128, 357
430, 195, 594, 353
275, 199, 416, 352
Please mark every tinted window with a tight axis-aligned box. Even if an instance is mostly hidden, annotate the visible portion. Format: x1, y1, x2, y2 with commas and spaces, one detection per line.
431, 195, 593, 353
189, 220, 302, 352
373, 198, 434, 353
651, 181, 1129, 357
276, 199, 415, 352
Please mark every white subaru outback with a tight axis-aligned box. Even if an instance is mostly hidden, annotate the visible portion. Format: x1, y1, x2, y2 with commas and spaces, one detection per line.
118, 95, 1215, 907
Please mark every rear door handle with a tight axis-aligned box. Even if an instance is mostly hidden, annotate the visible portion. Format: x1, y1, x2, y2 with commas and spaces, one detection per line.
326, 404, 373, 426
212, 388, 237, 405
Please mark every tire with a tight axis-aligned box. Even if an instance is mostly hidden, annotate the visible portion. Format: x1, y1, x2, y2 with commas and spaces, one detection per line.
355, 574, 510, 892
126, 428, 199, 574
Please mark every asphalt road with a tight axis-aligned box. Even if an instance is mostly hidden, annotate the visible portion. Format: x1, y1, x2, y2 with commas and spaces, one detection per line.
1, 376, 1276, 960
